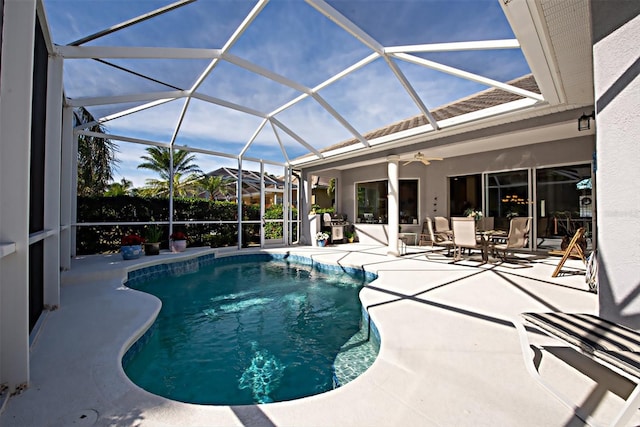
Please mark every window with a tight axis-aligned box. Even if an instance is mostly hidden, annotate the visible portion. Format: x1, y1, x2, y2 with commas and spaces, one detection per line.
357, 181, 387, 223
399, 180, 418, 224
356, 179, 418, 224
449, 174, 481, 216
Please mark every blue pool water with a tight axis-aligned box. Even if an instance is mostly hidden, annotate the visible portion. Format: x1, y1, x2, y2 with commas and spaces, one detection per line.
123, 256, 378, 405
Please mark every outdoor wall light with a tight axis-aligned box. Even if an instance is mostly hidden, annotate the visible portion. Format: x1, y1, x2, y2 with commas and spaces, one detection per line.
578, 111, 595, 131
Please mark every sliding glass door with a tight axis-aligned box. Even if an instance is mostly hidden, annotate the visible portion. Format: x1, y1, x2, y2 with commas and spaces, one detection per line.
535, 164, 593, 251
485, 170, 531, 233
450, 164, 594, 252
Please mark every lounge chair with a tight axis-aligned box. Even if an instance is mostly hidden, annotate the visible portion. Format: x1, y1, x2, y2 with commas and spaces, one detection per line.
451, 217, 488, 262
492, 217, 531, 261
513, 312, 640, 427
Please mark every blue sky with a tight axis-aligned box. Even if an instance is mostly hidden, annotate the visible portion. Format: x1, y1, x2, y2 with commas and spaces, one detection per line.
44, 0, 530, 188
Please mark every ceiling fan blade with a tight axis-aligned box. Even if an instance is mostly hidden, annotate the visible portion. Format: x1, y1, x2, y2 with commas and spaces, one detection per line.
421, 159, 431, 165
403, 160, 412, 166
426, 157, 444, 161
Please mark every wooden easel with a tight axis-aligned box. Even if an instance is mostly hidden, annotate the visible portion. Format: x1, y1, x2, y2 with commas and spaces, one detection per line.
550, 227, 587, 277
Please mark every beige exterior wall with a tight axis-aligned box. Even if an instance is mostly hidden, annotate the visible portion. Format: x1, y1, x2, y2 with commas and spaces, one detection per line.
340, 135, 594, 244
592, 4, 640, 327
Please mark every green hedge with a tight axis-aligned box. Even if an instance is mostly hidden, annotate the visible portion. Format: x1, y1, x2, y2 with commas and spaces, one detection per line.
76, 196, 297, 254
263, 204, 299, 239
77, 196, 255, 254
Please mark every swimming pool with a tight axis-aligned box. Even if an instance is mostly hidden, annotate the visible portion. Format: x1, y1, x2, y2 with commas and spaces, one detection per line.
123, 254, 379, 405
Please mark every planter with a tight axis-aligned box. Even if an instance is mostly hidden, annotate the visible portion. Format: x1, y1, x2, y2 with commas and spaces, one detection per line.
317, 240, 327, 247
121, 245, 142, 260
144, 242, 161, 256
171, 239, 187, 253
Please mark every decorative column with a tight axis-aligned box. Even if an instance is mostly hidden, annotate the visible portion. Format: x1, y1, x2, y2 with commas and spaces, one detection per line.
387, 155, 400, 256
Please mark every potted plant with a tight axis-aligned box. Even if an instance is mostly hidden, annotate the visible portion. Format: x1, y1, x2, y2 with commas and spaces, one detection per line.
464, 208, 483, 223
345, 230, 355, 243
121, 234, 144, 260
316, 231, 329, 247
170, 231, 188, 253
144, 225, 163, 256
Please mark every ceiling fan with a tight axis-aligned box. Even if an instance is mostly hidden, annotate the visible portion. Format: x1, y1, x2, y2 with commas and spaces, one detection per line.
402, 152, 443, 166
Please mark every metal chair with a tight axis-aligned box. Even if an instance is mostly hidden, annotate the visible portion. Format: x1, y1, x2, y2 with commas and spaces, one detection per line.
451, 217, 487, 262
492, 217, 531, 261
477, 216, 494, 232
422, 217, 454, 255
418, 219, 431, 246
434, 216, 451, 234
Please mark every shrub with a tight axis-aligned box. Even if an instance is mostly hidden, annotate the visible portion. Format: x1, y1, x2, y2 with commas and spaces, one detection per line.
75, 196, 295, 254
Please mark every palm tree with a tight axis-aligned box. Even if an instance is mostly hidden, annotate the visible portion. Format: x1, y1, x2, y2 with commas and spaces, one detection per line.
74, 107, 120, 196
137, 172, 202, 197
104, 178, 133, 196
137, 147, 202, 197
199, 175, 232, 200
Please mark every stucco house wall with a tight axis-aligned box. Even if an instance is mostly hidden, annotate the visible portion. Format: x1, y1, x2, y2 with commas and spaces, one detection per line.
592, 3, 640, 327
339, 135, 594, 245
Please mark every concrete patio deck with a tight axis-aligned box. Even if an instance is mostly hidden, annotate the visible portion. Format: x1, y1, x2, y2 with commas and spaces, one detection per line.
1, 244, 638, 427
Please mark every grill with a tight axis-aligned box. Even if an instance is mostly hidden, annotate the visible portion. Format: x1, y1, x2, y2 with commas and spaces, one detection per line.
322, 213, 350, 243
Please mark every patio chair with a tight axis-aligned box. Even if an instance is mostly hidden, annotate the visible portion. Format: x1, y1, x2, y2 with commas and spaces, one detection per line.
418, 218, 431, 246
434, 216, 451, 234
451, 217, 487, 262
554, 211, 574, 236
477, 216, 494, 232
422, 217, 454, 255
550, 227, 587, 277
492, 217, 531, 261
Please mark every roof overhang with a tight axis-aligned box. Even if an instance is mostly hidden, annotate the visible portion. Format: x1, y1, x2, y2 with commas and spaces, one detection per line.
296, 104, 594, 172
500, 0, 565, 105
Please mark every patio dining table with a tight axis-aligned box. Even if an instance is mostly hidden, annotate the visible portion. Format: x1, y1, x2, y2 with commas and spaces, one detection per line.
475, 230, 507, 262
